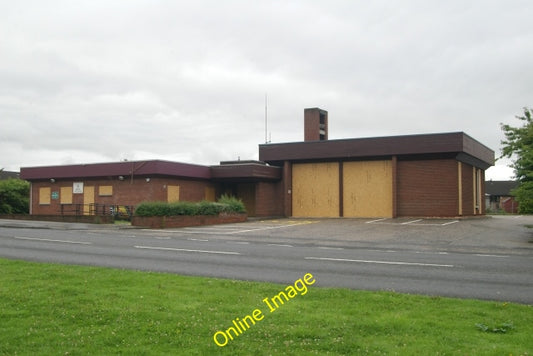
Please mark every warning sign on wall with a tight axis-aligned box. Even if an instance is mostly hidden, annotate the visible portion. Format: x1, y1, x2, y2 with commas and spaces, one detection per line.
73, 182, 84, 194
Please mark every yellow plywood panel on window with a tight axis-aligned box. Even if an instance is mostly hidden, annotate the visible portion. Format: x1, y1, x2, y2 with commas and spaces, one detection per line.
292, 162, 339, 217
99, 185, 113, 196
83, 186, 94, 215
60, 187, 73, 204
39, 187, 51, 205
204, 186, 216, 202
343, 160, 393, 218
167, 185, 180, 203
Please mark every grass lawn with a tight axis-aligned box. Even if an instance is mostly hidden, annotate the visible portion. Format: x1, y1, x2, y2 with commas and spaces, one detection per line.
1, 258, 531, 355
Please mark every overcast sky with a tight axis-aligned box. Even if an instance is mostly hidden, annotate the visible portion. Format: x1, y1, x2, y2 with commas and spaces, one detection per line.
1, 1, 532, 180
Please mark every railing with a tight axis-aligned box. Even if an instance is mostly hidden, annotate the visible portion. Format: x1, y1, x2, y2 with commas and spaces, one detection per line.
59, 204, 135, 219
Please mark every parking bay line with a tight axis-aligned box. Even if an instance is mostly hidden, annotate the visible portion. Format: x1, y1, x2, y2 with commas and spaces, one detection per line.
229, 221, 315, 234
268, 243, 293, 247
134, 245, 240, 255
14, 236, 92, 245
305, 256, 454, 268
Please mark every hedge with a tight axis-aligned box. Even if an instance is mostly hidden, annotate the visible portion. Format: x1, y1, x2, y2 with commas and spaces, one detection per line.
135, 195, 246, 217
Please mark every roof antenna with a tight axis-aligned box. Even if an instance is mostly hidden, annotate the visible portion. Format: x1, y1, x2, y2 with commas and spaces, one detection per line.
264, 93, 268, 144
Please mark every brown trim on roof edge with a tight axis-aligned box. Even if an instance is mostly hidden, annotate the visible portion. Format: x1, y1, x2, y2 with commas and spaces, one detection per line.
259, 132, 494, 168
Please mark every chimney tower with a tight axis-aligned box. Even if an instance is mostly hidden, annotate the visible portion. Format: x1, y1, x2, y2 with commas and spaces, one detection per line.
304, 108, 328, 141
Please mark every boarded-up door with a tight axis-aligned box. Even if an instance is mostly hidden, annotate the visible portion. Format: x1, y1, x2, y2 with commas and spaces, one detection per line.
83, 186, 94, 215
167, 185, 180, 203
292, 162, 339, 217
343, 161, 392, 218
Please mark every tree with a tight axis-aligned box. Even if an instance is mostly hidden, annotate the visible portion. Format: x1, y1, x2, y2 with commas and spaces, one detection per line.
500, 107, 533, 213
0, 178, 30, 214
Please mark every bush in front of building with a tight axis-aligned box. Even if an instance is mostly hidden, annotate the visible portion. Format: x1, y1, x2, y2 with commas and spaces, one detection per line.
0, 178, 30, 214
135, 195, 246, 217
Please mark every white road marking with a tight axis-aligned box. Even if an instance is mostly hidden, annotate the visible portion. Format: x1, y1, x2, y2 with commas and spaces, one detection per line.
305, 256, 454, 268
365, 218, 459, 226
475, 254, 509, 258
268, 243, 293, 247
226, 241, 250, 245
366, 218, 388, 224
134, 245, 240, 255
187, 238, 208, 242
441, 220, 459, 226
317, 246, 344, 250
14, 236, 92, 245
401, 219, 423, 225
229, 221, 315, 234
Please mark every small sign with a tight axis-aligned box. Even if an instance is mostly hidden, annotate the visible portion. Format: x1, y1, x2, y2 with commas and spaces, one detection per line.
51, 191, 59, 200
73, 182, 84, 194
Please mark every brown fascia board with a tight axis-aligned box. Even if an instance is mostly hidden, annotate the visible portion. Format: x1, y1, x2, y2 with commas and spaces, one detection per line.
210, 163, 282, 181
259, 132, 494, 168
20, 160, 211, 181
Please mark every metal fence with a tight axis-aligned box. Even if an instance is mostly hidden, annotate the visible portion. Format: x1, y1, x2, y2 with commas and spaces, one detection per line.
59, 204, 135, 219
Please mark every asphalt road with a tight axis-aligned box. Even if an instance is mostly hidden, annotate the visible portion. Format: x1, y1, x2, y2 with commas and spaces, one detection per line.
0, 216, 532, 304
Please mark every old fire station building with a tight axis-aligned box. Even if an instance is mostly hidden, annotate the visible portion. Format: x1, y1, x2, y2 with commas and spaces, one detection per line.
21, 108, 494, 218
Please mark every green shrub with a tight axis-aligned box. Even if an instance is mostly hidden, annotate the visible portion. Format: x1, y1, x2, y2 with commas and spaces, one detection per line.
0, 178, 30, 214
196, 201, 223, 215
134, 202, 169, 216
168, 201, 198, 216
135, 196, 246, 217
218, 194, 246, 213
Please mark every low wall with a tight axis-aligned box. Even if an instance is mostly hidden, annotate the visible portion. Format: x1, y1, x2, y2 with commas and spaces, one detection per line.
0, 214, 114, 224
131, 213, 247, 229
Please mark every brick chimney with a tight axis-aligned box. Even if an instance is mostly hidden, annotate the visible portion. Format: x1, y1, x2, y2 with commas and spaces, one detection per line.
304, 108, 328, 141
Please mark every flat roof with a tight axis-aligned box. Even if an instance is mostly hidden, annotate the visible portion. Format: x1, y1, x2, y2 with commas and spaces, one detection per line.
20, 160, 212, 181
211, 161, 281, 181
259, 132, 494, 169
485, 180, 519, 196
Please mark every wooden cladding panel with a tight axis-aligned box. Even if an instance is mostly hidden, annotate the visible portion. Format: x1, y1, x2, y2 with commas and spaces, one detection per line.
167, 185, 180, 203
343, 160, 393, 218
60, 187, 73, 204
292, 162, 339, 217
39, 187, 51, 205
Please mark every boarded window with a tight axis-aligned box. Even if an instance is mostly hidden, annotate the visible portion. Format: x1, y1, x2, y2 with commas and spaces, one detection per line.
204, 186, 216, 202
99, 186, 113, 196
60, 187, 73, 204
39, 187, 51, 205
167, 185, 180, 203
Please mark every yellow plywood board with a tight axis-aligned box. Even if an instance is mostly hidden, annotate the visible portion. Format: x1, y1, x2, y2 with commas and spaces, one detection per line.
99, 185, 113, 196
60, 187, 73, 204
83, 186, 94, 215
204, 186, 216, 202
292, 162, 339, 217
343, 160, 393, 218
39, 187, 51, 205
167, 185, 180, 203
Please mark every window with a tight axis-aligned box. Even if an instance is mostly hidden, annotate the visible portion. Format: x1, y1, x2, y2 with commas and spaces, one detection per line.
167, 185, 180, 202
99, 186, 113, 196
39, 187, 51, 205
60, 187, 73, 204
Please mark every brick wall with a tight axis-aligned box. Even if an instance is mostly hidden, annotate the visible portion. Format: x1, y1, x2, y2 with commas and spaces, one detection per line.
461, 162, 474, 215
30, 177, 214, 215
255, 181, 284, 216
397, 159, 459, 217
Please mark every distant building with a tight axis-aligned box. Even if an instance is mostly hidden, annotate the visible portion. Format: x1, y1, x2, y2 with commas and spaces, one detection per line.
20, 108, 495, 218
0, 170, 20, 180
485, 180, 519, 213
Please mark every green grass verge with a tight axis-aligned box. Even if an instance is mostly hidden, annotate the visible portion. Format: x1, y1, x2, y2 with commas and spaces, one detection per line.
1, 258, 531, 355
